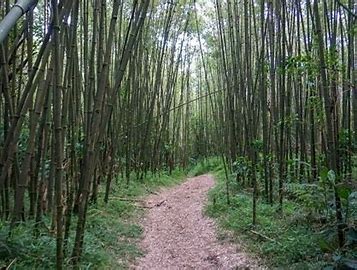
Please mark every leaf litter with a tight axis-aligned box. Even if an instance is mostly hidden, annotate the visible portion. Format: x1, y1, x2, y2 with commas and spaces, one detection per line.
132, 174, 264, 270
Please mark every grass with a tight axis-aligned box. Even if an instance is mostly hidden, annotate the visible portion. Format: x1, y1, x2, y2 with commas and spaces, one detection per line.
2, 158, 353, 269
205, 166, 334, 269
0, 167, 187, 269
188, 156, 223, 177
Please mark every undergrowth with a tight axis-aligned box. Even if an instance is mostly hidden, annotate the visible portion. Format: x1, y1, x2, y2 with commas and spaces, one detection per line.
2, 158, 353, 269
188, 156, 223, 177
0, 167, 187, 269
205, 163, 356, 270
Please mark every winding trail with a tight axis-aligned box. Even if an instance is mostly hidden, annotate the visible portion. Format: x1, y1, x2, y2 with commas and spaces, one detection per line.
133, 174, 261, 270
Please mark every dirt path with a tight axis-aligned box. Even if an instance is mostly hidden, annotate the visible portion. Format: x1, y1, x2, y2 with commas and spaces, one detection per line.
133, 174, 262, 270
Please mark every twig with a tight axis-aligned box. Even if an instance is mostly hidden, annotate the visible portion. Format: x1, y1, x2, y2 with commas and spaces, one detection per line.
250, 230, 282, 246
132, 203, 152, 209
155, 200, 166, 207
134, 200, 167, 209
112, 197, 166, 209
144, 186, 159, 195
113, 197, 145, 203
6, 258, 17, 270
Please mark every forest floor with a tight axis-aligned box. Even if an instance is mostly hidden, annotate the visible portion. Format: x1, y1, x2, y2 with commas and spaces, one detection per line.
132, 174, 263, 270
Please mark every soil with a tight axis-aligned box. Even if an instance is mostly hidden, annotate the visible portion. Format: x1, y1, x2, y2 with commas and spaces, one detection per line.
132, 174, 263, 270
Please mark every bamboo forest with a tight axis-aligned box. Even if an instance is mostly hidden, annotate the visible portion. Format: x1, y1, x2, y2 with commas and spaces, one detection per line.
0, 0, 356, 269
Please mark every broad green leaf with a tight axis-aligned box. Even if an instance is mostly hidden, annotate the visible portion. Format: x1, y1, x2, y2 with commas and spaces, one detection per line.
319, 167, 329, 181
327, 170, 336, 184
336, 184, 352, 200
318, 238, 334, 252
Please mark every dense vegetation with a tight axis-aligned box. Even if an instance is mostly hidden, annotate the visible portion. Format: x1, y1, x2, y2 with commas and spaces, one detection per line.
0, 0, 356, 269
195, 158, 356, 269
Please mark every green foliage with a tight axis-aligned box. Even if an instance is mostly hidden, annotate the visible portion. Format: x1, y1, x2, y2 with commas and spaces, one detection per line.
0, 201, 141, 269
232, 156, 251, 176
284, 54, 318, 76
251, 139, 263, 152
339, 130, 357, 171
285, 183, 327, 213
275, 113, 300, 129
326, 48, 341, 71
204, 166, 355, 269
0, 168, 188, 269
0, 223, 57, 269
188, 157, 222, 176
